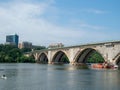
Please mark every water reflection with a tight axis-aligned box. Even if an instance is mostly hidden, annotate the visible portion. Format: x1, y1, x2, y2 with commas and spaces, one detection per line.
47, 64, 89, 71
0, 63, 120, 90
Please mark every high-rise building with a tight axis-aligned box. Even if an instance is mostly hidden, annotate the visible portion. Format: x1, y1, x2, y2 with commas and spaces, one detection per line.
6, 34, 19, 47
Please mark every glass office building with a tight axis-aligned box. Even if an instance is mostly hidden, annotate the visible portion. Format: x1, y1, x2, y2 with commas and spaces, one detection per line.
6, 34, 19, 47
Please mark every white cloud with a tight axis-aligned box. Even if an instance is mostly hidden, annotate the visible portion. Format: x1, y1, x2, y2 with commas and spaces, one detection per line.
79, 23, 107, 30
82, 8, 107, 14
0, 0, 112, 46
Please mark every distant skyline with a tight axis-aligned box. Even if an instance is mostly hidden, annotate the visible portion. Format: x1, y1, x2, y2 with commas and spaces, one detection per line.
0, 0, 120, 46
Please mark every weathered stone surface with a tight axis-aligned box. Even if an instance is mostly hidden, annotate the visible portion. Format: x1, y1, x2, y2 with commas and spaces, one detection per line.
25, 41, 120, 65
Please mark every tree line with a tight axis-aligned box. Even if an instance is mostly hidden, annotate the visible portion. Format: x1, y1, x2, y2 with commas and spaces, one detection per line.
0, 44, 104, 63
0, 44, 45, 63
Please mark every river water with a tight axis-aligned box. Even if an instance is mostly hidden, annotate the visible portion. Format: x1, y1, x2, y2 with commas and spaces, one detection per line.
0, 63, 120, 90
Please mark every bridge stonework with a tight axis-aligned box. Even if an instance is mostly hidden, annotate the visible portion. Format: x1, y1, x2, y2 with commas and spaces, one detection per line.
26, 41, 120, 65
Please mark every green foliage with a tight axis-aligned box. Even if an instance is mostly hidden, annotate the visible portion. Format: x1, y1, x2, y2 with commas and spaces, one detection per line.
61, 55, 70, 63
32, 46, 46, 50
21, 48, 32, 53
0, 44, 35, 63
87, 51, 104, 63
18, 56, 35, 63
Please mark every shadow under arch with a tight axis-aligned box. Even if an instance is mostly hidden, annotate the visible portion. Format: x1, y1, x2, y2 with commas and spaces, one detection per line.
114, 54, 120, 67
29, 54, 35, 60
29, 54, 35, 59
116, 57, 120, 66
24, 54, 36, 63
74, 48, 105, 63
38, 53, 48, 64
52, 51, 70, 64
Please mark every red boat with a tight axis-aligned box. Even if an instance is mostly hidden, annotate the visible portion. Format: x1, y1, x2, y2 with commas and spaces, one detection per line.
91, 62, 118, 69
91, 63, 103, 68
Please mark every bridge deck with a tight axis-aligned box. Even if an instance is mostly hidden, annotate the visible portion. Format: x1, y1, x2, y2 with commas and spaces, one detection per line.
29, 40, 120, 53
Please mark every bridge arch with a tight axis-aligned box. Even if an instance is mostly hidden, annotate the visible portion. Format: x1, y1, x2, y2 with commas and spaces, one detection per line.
38, 53, 48, 63
114, 53, 120, 66
52, 51, 70, 64
29, 54, 36, 60
116, 57, 120, 67
74, 48, 105, 63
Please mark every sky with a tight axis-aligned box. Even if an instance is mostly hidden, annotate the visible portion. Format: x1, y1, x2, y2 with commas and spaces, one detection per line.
0, 0, 120, 46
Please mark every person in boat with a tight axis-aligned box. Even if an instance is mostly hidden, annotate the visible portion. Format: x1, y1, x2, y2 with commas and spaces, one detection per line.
1, 74, 7, 79
102, 61, 118, 69
102, 61, 108, 68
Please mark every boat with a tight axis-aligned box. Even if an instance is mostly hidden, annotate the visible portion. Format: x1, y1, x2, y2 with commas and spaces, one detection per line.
91, 63, 103, 68
91, 62, 118, 69
1, 75, 7, 79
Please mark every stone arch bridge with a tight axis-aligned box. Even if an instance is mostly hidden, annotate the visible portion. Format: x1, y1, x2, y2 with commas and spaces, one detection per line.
25, 41, 120, 66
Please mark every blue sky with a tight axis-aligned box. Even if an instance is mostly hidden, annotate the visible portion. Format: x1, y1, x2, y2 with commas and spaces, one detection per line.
0, 0, 120, 46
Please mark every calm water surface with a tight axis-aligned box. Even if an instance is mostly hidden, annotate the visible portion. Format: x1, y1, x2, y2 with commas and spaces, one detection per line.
0, 63, 120, 90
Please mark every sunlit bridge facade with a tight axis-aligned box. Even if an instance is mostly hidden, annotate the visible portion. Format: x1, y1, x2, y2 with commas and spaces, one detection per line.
26, 41, 120, 67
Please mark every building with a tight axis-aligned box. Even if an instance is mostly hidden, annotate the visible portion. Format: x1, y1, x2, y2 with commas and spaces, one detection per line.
6, 34, 19, 47
19, 42, 32, 49
48, 43, 64, 49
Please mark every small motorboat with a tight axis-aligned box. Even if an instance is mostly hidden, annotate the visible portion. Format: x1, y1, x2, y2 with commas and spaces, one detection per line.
91, 63, 103, 69
1, 75, 7, 79
91, 62, 118, 69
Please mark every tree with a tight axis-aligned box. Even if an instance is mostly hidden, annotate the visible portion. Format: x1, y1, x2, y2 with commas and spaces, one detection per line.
19, 56, 35, 63
87, 51, 104, 63
61, 55, 70, 63
32, 45, 46, 50
21, 48, 32, 53
0, 44, 35, 63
